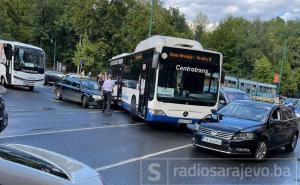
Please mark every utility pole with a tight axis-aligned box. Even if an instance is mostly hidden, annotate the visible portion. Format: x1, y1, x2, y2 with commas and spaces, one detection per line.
148, 0, 154, 38
77, 35, 82, 75
277, 38, 288, 94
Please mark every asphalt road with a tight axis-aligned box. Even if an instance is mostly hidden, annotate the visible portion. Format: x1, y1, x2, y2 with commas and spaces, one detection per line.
0, 86, 299, 185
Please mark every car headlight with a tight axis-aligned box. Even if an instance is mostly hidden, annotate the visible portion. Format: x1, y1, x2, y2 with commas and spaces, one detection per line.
92, 95, 102, 100
194, 123, 200, 131
233, 132, 255, 140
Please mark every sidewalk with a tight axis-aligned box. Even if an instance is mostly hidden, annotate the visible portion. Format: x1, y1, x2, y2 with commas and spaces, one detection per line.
0, 86, 7, 95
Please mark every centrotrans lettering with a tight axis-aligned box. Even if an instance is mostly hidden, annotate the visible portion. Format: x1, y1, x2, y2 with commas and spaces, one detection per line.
175, 65, 209, 74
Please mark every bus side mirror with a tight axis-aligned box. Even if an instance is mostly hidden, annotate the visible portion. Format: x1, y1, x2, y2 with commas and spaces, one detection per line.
152, 52, 159, 69
221, 70, 226, 84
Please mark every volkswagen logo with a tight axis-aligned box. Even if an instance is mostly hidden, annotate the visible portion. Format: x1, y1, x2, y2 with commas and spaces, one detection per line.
183, 111, 188, 117
211, 130, 218, 136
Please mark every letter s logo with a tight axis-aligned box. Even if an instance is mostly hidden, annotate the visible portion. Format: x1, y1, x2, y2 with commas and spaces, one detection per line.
148, 163, 161, 182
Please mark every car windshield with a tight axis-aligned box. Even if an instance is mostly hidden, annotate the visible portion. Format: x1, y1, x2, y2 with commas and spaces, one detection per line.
157, 61, 219, 106
14, 47, 45, 73
81, 80, 99, 90
226, 91, 251, 102
218, 102, 271, 121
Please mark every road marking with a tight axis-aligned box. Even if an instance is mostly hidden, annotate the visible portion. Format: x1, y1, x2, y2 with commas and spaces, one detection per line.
11, 113, 36, 116
55, 112, 74, 115
95, 144, 193, 172
0, 123, 144, 139
88, 111, 100, 113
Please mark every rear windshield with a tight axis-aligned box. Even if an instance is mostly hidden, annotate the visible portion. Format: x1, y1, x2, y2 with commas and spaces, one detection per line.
0, 146, 69, 180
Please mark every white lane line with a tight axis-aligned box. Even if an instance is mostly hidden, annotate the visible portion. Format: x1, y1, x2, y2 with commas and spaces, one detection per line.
11, 113, 36, 116
95, 144, 193, 172
88, 111, 100, 113
0, 123, 144, 139
55, 112, 74, 115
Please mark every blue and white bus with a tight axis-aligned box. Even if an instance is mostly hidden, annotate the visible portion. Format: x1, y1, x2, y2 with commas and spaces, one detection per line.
109, 35, 223, 125
0, 40, 45, 91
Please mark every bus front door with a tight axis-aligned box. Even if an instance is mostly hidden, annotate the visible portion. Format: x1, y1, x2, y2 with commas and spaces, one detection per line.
137, 63, 148, 117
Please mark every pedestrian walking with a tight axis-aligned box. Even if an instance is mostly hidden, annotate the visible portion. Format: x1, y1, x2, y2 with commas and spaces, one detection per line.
97, 73, 104, 90
102, 74, 115, 115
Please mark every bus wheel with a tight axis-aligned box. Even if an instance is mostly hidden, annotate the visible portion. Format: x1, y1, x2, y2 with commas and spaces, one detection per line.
130, 97, 138, 121
0, 77, 6, 87
28, 86, 34, 91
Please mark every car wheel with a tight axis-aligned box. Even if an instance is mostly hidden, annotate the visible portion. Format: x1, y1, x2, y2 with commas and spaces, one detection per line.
286, 134, 298, 152
0, 77, 6, 87
55, 88, 62, 100
130, 97, 138, 121
82, 96, 89, 108
253, 140, 268, 160
28, 86, 34, 91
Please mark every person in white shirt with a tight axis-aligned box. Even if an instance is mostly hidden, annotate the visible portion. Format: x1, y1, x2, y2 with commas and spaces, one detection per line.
102, 74, 115, 115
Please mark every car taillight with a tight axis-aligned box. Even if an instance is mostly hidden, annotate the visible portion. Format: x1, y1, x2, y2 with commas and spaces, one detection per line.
99, 175, 106, 185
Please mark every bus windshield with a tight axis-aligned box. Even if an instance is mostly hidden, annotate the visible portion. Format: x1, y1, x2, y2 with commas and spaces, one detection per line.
14, 47, 45, 73
157, 61, 219, 106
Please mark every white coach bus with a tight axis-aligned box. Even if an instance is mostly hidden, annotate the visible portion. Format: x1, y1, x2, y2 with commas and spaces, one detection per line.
0, 40, 45, 90
109, 35, 223, 125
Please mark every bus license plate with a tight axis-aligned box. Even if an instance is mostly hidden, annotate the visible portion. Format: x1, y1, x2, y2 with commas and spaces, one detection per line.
178, 119, 192, 124
202, 136, 222, 145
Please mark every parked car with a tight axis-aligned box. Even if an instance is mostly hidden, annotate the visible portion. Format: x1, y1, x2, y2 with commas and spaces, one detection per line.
44, 71, 65, 85
0, 144, 105, 185
283, 98, 299, 106
54, 75, 102, 108
218, 87, 251, 109
0, 96, 8, 133
193, 100, 299, 159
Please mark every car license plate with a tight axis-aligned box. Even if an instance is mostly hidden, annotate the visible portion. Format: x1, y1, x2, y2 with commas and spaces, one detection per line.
202, 136, 222, 145
178, 119, 192, 124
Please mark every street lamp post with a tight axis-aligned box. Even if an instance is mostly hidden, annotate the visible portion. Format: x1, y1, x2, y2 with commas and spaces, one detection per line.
148, 0, 154, 38
277, 38, 288, 94
52, 38, 57, 70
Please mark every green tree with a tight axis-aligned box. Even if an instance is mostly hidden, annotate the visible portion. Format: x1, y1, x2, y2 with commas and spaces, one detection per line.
252, 57, 273, 83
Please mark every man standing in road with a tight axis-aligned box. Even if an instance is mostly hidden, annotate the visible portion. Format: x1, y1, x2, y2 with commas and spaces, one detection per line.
102, 74, 114, 115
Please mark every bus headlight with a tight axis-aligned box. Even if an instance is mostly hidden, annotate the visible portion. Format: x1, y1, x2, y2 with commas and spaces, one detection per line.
149, 109, 166, 116
233, 133, 255, 140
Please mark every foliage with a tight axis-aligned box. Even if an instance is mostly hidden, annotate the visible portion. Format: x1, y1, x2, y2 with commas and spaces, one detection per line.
1, 0, 300, 95
252, 57, 273, 83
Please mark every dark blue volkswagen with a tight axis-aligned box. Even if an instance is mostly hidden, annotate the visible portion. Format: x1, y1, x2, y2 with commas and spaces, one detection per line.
193, 100, 299, 159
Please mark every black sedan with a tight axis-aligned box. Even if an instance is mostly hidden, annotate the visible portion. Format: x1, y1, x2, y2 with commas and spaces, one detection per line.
193, 100, 299, 159
54, 76, 102, 108
44, 71, 65, 85
0, 96, 8, 133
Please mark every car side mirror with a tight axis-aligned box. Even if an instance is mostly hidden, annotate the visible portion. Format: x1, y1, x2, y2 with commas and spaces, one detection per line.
269, 118, 280, 125
211, 109, 217, 114
221, 70, 226, 84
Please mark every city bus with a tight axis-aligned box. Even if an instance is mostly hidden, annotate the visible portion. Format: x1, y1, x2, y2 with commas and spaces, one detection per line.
108, 35, 223, 125
0, 40, 45, 90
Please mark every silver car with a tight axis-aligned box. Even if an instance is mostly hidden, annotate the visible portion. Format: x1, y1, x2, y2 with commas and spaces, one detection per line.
0, 144, 105, 185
